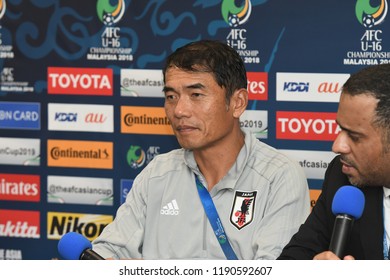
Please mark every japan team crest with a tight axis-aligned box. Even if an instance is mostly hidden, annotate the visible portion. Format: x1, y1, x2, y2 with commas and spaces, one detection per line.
230, 191, 257, 230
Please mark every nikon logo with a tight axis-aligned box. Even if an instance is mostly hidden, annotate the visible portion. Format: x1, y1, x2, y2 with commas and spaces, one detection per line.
47, 212, 112, 240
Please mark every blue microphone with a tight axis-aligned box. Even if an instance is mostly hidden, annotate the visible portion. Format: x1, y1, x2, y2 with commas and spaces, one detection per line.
58, 232, 104, 260
329, 185, 365, 258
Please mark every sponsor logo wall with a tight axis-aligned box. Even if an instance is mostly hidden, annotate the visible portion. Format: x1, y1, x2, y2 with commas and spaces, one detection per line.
0, 0, 389, 259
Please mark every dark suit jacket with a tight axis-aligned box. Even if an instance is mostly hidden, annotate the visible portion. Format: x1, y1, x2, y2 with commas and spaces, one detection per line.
278, 155, 384, 260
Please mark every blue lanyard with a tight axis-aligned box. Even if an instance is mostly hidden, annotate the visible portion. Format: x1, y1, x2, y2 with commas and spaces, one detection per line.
194, 175, 238, 260
383, 200, 389, 260
383, 231, 388, 260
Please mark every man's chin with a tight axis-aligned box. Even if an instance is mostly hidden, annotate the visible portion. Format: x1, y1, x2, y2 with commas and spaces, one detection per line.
346, 175, 362, 187
177, 141, 194, 150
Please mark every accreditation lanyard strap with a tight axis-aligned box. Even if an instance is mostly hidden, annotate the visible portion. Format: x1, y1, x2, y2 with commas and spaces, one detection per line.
383, 203, 389, 260
194, 175, 238, 260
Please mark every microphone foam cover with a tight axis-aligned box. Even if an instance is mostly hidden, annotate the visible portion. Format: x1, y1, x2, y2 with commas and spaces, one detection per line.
331, 185, 365, 219
58, 232, 92, 260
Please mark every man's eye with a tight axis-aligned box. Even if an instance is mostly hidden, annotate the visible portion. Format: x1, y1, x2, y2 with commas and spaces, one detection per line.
349, 134, 359, 142
165, 94, 175, 100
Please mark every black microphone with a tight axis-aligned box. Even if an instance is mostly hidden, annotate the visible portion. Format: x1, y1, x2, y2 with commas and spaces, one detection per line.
58, 232, 105, 260
329, 185, 365, 258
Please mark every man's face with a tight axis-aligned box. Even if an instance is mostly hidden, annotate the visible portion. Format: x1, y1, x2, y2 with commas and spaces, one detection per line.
332, 93, 390, 187
163, 67, 241, 151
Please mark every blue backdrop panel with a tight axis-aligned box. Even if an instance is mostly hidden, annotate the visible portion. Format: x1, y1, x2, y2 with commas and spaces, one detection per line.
0, 0, 388, 259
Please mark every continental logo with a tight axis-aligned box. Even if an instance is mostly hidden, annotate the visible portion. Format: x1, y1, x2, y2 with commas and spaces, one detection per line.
121, 106, 174, 135
47, 212, 112, 241
310, 189, 321, 210
0, 173, 40, 202
47, 67, 113, 96
47, 139, 113, 169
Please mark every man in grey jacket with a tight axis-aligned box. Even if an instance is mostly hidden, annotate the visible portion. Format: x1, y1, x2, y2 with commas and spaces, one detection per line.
92, 40, 310, 259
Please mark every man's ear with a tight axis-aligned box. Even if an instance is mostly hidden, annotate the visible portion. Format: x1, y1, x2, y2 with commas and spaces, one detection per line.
231, 88, 248, 118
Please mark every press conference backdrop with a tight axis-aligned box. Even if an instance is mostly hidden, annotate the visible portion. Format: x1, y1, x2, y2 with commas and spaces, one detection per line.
0, 0, 388, 260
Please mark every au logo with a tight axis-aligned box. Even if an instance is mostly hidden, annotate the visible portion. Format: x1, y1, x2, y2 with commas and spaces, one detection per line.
355, 0, 388, 28
221, 0, 252, 27
97, 0, 125, 26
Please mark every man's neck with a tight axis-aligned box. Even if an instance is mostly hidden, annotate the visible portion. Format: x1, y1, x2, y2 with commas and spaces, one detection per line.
194, 131, 245, 191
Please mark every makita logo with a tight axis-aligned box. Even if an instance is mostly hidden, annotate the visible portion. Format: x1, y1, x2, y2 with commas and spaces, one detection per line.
0, 221, 40, 238
47, 67, 113, 96
55, 113, 77, 122
0, 210, 40, 239
283, 82, 309, 92
276, 111, 340, 141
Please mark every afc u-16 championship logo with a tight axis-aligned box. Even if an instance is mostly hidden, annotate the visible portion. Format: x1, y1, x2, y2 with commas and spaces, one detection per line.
87, 0, 132, 61
222, 0, 261, 65
356, 0, 388, 28
97, 0, 125, 26
343, 0, 389, 66
229, 191, 256, 230
222, 0, 252, 27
